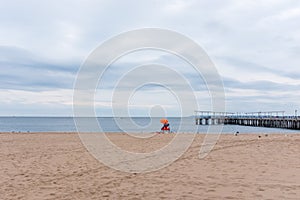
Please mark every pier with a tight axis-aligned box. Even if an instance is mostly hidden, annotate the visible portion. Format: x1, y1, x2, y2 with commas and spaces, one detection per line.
195, 111, 300, 130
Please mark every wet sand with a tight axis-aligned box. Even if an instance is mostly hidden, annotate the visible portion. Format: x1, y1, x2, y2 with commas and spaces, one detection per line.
0, 132, 299, 199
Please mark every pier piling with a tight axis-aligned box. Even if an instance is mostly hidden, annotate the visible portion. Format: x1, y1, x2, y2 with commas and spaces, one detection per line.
195, 111, 300, 130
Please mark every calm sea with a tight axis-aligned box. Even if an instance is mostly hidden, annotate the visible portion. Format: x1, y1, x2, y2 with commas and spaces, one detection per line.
0, 117, 298, 133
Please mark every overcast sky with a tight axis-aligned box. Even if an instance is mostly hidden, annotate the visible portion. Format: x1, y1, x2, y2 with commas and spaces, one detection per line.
1, 0, 300, 116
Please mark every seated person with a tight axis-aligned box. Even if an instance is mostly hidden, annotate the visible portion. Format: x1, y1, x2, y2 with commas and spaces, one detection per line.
161, 123, 170, 131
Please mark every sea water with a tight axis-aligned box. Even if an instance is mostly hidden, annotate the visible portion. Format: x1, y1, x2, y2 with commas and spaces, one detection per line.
0, 117, 298, 133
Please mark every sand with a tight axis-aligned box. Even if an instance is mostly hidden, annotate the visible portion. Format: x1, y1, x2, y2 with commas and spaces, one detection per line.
0, 132, 299, 200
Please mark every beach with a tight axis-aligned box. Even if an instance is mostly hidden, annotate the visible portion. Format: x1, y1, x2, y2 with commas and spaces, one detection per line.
0, 132, 299, 200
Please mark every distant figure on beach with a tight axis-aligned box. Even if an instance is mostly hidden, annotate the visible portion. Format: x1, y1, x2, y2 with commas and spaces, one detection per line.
160, 118, 170, 133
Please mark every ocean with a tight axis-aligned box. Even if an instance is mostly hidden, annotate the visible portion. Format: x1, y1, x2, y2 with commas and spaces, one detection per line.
0, 117, 298, 133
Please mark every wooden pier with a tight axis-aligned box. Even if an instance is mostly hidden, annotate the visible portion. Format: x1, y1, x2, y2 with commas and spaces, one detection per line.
195, 111, 300, 130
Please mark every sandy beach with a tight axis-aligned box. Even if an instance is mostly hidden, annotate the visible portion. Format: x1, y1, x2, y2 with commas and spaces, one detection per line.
0, 132, 299, 200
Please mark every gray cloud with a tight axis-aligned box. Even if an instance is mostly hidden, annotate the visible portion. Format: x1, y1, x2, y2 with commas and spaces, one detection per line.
223, 77, 300, 91
0, 46, 76, 91
1, 0, 300, 115
218, 56, 300, 80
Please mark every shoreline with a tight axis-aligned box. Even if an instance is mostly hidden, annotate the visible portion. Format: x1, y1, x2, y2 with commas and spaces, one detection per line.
1, 131, 299, 135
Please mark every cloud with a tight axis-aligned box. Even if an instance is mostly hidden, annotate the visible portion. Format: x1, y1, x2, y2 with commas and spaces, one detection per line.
217, 56, 300, 82
0, 0, 300, 115
0, 45, 77, 91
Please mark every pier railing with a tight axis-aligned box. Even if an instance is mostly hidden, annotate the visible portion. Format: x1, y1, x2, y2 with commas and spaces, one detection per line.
195, 111, 300, 130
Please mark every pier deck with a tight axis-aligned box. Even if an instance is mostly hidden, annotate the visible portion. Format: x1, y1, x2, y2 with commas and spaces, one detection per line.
195, 111, 300, 130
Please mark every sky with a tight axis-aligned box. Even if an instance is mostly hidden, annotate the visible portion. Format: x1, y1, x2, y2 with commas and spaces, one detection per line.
1, 0, 300, 116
